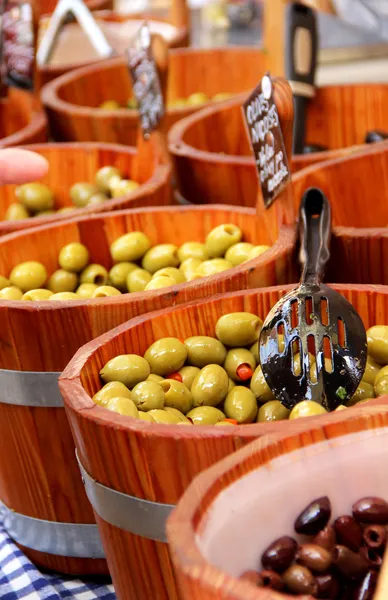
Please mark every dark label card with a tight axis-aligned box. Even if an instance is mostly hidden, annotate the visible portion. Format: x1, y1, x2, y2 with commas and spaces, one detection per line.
126, 23, 164, 139
242, 74, 291, 209
1, 0, 34, 89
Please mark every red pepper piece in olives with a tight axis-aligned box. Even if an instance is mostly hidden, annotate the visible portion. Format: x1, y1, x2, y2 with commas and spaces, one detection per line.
352, 496, 388, 524
261, 536, 297, 573
294, 496, 331, 536
334, 515, 362, 552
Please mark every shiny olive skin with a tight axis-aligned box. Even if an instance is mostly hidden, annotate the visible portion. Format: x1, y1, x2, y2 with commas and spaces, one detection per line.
164, 407, 191, 423
70, 183, 99, 208
110, 232, 151, 263
93, 381, 132, 406
375, 367, 388, 397
110, 179, 139, 198
250, 341, 259, 363
106, 396, 139, 418
224, 348, 256, 382
92, 286, 122, 298
16, 182, 54, 212
132, 380, 165, 411
228, 377, 235, 392
76, 283, 98, 298
10, 261, 47, 292
205, 224, 242, 257
153, 267, 186, 284
184, 336, 227, 368
88, 193, 109, 206
224, 386, 257, 423
289, 401, 327, 419
191, 364, 229, 407
138, 411, 154, 422
347, 381, 375, 406
100, 354, 150, 389
0, 276, 10, 290
80, 264, 109, 286
0, 286, 23, 300
142, 244, 179, 273
144, 338, 187, 376
145, 275, 176, 290
214, 420, 236, 426
47, 269, 78, 293
186, 406, 226, 425
178, 242, 208, 262
147, 409, 182, 424
249, 245, 270, 260
59, 243, 89, 272
216, 312, 262, 347
250, 365, 275, 403
187, 92, 209, 105
50, 292, 79, 301
160, 379, 192, 414
127, 268, 152, 292
22, 289, 53, 301
147, 373, 164, 383
194, 258, 232, 278
225, 242, 254, 266
367, 325, 388, 364
178, 366, 200, 389
180, 258, 203, 280
100, 100, 121, 110
109, 262, 138, 290
95, 166, 122, 193
257, 400, 290, 422
4, 203, 29, 220
362, 355, 382, 386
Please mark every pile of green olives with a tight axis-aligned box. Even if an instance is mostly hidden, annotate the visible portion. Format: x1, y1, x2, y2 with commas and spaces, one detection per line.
0, 224, 270, 301
3, 165, 140, 221
99, 92, 233, 111
93, 314, 385, 426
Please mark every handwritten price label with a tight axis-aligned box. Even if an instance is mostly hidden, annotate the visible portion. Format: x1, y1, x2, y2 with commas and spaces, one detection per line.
242, 74, 291, 209
1, 1, 34, 89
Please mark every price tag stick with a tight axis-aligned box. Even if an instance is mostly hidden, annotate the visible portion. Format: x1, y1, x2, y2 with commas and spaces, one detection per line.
374, 551, 388, 600
148, 32, 171, 168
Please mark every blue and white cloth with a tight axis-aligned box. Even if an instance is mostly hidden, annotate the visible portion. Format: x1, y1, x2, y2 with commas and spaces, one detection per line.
0, 519, 115, 600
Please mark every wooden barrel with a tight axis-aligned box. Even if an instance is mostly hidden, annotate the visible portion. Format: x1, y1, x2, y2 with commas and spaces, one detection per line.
292, 141, 388, 285
40, 48, 268, 145
0, 208, 295, 576
0, 88, 47, 149
169, 85, 388, 206
0, 141, 171, 235
60, 283, 387, 600
166, 401, 388, 600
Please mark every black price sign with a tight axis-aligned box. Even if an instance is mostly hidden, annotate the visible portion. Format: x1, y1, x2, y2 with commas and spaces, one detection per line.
126, 23, 164, 139
242, 74, 291, 209
1, 0, 34, 89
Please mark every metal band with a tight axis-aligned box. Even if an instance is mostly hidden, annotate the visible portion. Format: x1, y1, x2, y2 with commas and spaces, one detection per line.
77, 452, 175, 543
0, 500, 105, 558
0, 369, 63, 407
288, 80, 316, 99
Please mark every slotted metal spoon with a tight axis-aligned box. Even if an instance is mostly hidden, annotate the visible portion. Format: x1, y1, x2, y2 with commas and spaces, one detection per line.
259, 188, 367, 411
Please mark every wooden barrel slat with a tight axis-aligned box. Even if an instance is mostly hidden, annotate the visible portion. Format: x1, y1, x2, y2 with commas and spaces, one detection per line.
0, 89, 47, 149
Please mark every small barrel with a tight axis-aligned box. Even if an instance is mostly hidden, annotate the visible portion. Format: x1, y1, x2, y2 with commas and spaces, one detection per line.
0, 88, 47, 148
60, 283, 388, 599
41, 48, 268, 145
167, 400, 388, 600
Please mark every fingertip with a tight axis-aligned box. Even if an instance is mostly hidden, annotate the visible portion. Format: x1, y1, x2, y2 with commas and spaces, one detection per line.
0, 149, 49, 185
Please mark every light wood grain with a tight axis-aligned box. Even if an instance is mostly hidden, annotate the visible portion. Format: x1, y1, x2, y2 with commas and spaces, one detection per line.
0, 89, 47, 149
60, 283, 388, 600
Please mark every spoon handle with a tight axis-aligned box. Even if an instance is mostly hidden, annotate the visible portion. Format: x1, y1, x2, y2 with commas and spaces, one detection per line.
299, 188, 331, 286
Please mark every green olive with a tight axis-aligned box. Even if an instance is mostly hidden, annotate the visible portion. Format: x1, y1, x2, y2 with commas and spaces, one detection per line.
92, 286, 122, 298
250, 365, 275, 403
50, 292, 79, 301
180, 258, 203, 280
22, 289, 53, 301
257, 400, 290, 422
9, 261, 47, 292
187, 92, 209, 105
347, 381, 376, 406
70, 183, 99, 208
138, 411, 154, 422
193, 258, 233, 278
4, 203, 29, 220
214, 420, 236, 426
108, 262, 138, 291
127, 98, 138, 109
110, 232, 152, 263
250, 341, 259, 363
168, 98, 187, 109
289, 400, 327, 420
106, 396, 139, 418
374, 366, 388, 397
186, 406, 225, 425
147, 374, 164, 383
80, 264, 109, 286
57, 207, 76, 214
145, 275, 176, 290
76, 283, 98, 298
367, 325, 388, 364
153, 267, 186, 284
35, 210, 55, 217
178, 366, 200, 389
132, 380, 165, 411
147, 409, 182, 424
191, 364, 229, 407
362, 355, 382, 386
177, 242, 208, 262
100, 354, 150, 389
127, 268, 152, 293
335, 405, 347, 412
88, 193, 109, 206
205, 224, 242, 258
160, 379, 192, 414
58, 243, 89, 272
144, 338, 187, 376
228, 377, 235, 392
216, 312, 262, 347
110, 179, 139, 198
212, 93, 233, 102
224, 348, 256, 382
223, 386, 257, 423
164, 407, 191, 423
184, 336, 227, 368
248, 245, 271, 260
95, 166, 122, 193
0, 276, 10, 290
0, 286, 23, 300
142, 244, 179, 273
16, 182, 54, 213
99, 100, 121, 110
93, 381, 132, 406
225, 243, 254, 266
47, 269, 78, 293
